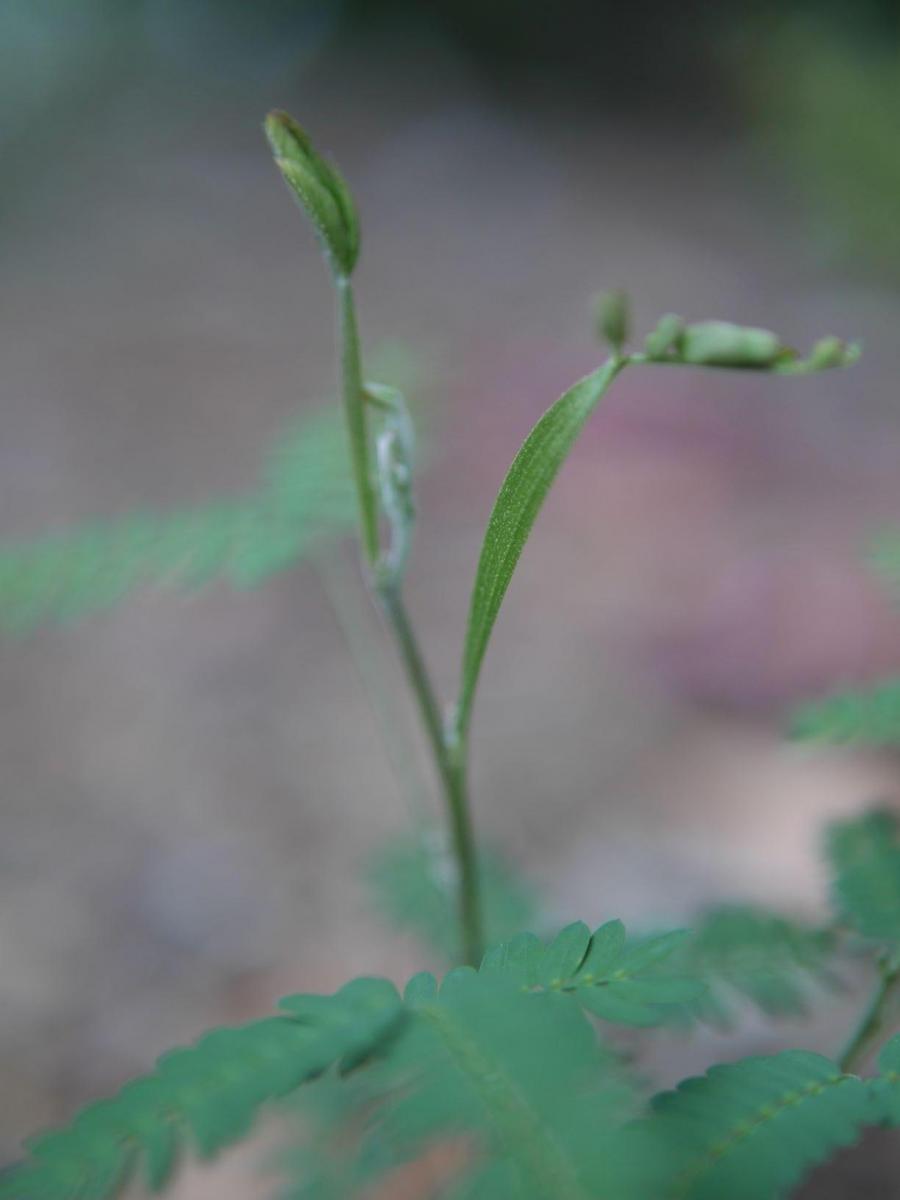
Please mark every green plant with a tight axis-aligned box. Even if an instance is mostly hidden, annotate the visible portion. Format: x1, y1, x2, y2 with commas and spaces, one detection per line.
4, 112, 899, 1200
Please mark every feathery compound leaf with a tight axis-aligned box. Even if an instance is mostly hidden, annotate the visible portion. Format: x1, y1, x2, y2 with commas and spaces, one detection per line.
366, 831, 537, 962
278, 964, 667, 1200
382, 969, 665, 1200
646, 1050, 872, 1199
455, 360, 625, 736
277, 927, 688, 1200
0, 406, 355, 632
1, 979, 404, 1200
826, 809, 900, 944
480, 920, 706, 1027
790, 677, 900, 745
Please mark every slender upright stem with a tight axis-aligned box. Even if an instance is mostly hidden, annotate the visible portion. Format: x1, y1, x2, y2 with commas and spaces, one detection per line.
839, 958, 900, 1074
334, 274, 485, 965
377, 583, 483, 965
336, 275, 380, 568
441, 737, 483, 968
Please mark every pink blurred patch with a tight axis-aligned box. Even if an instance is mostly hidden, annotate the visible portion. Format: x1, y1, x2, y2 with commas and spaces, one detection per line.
646, 548, 900, 710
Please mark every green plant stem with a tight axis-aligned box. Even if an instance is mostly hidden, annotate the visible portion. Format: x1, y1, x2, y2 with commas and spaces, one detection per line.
378, 581, 484, 965
336, 275, 380, 567
335, 277, 484, 965
839, 958, 900, 1074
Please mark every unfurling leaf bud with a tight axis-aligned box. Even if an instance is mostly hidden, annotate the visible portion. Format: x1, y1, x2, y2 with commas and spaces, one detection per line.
679, 321, 787, 369
264, 110, 360, 276
594, 289, 630, 353
644, 313, 684, 360
772, 334, 861, 374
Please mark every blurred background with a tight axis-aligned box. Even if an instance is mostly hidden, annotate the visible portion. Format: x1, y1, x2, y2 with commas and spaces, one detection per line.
4, 0, 900, 1191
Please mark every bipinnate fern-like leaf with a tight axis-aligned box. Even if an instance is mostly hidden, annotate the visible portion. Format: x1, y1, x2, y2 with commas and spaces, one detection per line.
826, 809, 900, 944
0, 406, 355, 632
460, 912, 710, 1027
645, 1050, 872, 1199
277, 938, 877, 1200
384, 968, 665, 1200
368, 838, 840, 1030
475, 920, 706, 1026
8, 920, 885, 1200
790, 677, 900, 745
0, 978, 404, 1200
276, 924, 701, 1197
279, 959, 669, 1200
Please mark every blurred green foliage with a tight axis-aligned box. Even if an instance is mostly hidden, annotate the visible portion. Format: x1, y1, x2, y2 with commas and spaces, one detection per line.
748, 18, 900, 274
3, 0, 898, 153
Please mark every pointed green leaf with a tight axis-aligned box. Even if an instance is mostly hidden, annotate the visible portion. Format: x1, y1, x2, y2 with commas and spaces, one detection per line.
456, 360, 625, 735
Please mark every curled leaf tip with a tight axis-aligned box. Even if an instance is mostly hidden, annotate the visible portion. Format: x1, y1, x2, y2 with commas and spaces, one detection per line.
641, 315, 862, 374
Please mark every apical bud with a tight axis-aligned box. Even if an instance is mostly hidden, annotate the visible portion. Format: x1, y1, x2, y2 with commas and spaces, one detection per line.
265, 111, 360, 276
